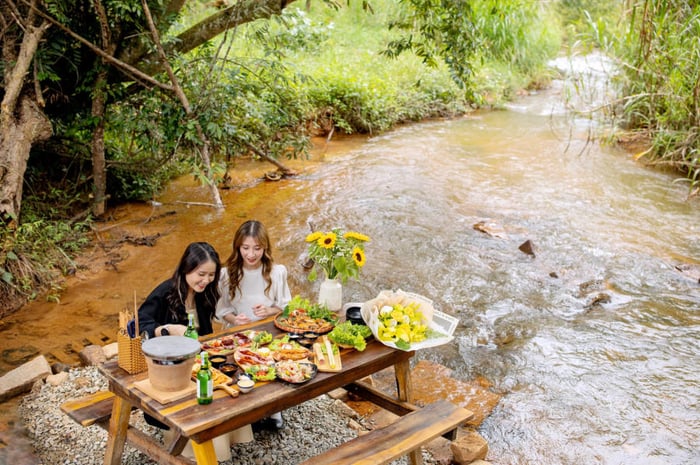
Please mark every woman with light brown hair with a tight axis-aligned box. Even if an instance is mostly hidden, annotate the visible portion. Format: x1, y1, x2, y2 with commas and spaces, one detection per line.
216, 219, 291, 328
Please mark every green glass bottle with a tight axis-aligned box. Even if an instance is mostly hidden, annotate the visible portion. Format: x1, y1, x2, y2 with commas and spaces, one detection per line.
184, 313, 198, 340
196, 351, 213, 405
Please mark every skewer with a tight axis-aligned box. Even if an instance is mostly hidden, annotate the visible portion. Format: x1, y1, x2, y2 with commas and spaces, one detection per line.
133, 291, 140, 338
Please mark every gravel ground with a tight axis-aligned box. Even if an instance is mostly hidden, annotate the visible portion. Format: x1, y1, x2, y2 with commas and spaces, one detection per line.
18, 366, 435, 465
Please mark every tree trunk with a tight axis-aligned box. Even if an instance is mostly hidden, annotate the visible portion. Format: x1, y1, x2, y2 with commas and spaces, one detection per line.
0, 96, 53, 221
90, 0, 117, 218
90, 72, 108, 218
0, 12, 52, 221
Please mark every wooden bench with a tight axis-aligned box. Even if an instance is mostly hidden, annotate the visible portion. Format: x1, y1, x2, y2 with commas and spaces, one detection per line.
60, 390, 116, 427
299, 399, 472, 465
61, 390, 195, 465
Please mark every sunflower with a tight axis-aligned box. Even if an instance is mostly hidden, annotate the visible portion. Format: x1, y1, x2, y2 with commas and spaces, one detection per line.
352, 247, 366, 267
319, 232, 337, 249
344, 231, 370, 242
305, 231, 323, 243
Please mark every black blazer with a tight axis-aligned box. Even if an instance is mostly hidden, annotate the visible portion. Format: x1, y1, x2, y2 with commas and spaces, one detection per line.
137, 280, 214, 338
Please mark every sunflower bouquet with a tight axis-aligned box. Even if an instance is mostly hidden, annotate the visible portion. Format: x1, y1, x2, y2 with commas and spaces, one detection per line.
305, 228, 370, 284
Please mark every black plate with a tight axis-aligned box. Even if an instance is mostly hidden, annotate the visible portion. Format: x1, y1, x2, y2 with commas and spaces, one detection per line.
274, 361, 318, 384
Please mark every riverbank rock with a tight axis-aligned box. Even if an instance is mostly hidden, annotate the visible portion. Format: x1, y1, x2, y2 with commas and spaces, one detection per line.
79, 344, 106, 366
103, 342, 118, 360
0, 356, 51, 403
451, 430, 489, 464
46, 371, 69, 386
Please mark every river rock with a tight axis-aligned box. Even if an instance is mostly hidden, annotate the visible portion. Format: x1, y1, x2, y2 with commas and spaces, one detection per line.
473, 220, 508, 239
518, 239, 536, 256
103, 342, 119, 360
0, 355, 51, 402
584, 292, 612, 310
51, 362, 73, 374
45, 371, 69, 386
451, 430, 489, 464
79, 344, 106, 366
577, 279, 606, 297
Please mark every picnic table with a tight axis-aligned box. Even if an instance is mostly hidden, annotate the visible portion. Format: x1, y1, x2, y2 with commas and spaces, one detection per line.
98, 316, 421, 465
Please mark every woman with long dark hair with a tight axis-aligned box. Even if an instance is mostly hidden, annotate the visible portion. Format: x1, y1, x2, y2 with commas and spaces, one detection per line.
138, 241, 221, 339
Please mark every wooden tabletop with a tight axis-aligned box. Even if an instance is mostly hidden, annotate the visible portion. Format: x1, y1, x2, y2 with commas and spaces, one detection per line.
99, 317, 415, 445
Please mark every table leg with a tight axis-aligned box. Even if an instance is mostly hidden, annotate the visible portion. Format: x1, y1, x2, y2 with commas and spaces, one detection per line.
190, 440, 217, 465
394, 359, 423, 465
394, 358, 413, 403
103, 396, 131, 465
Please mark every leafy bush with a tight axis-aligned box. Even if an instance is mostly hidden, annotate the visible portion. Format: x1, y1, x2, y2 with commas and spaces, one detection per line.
0, 217, 91, 313
611, 1, 700, 192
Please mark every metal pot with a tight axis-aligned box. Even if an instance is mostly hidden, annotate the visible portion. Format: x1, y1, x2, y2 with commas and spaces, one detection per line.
141, 336, 201, 392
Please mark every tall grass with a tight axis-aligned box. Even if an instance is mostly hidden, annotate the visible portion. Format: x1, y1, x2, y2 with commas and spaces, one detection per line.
612, 1, 700, 194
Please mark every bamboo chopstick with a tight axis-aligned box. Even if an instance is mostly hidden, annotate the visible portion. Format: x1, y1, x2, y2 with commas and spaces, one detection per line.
133, 291, 140, 338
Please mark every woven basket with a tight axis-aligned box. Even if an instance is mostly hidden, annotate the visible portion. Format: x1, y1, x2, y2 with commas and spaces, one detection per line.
117, 331, 147, 374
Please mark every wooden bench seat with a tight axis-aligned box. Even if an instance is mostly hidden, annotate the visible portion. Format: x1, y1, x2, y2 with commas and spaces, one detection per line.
299, 399, 472, 465
61, 390, 194, 465
60, 390, 116, 427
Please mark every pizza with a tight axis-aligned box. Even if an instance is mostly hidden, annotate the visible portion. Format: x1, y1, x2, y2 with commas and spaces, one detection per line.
233, 347, 274, 370
201, 332, 252, 355
272, 346, 313, 361
274, 309, 335, 334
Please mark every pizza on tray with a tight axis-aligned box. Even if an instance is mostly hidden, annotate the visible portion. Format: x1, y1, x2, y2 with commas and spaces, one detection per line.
201, 332, 253, 355
233, 347, 275, 370
274, 309, 335, 334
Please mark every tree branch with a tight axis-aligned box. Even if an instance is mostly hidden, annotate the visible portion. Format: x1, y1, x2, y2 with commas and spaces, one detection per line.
119, 0, 298, 73
1, 0, 49, 128
141, 0, 224, 209
21, 0, 174, 92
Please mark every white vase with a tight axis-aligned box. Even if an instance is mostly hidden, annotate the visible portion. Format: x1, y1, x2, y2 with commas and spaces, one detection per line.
318, 278, 343, 312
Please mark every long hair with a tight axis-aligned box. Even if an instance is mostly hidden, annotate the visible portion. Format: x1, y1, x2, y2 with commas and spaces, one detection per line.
225, 220, 274, 300
166, 242, 221, 321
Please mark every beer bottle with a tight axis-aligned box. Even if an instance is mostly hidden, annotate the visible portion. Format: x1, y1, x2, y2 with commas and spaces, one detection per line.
196, 351, 213, 405
184, 313, 198, 340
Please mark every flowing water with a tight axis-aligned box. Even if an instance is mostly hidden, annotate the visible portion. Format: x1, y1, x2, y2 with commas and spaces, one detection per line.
2, 55, 699, 464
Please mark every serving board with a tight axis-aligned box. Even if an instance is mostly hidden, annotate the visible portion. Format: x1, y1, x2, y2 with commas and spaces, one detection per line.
312, 339, 342, 372
133, 379, 196, 404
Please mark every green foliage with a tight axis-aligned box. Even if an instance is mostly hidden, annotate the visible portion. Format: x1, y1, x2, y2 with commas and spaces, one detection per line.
0, 216, 91, 307
281, 2, 468, 133
612, 0, 700, 191
473, 0, 560, 76
557, 0, 623, 45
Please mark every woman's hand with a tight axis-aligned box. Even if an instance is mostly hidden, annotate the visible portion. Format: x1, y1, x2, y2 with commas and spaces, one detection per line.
158, 324, 187, 336
225, 313, 251, 326
252, 304, 277, 318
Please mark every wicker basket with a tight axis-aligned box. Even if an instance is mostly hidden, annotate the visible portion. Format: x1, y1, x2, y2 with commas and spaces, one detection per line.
117, 331, 147, 374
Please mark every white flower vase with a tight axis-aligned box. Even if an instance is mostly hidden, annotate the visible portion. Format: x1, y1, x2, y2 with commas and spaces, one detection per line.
318, 278, 343, 312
